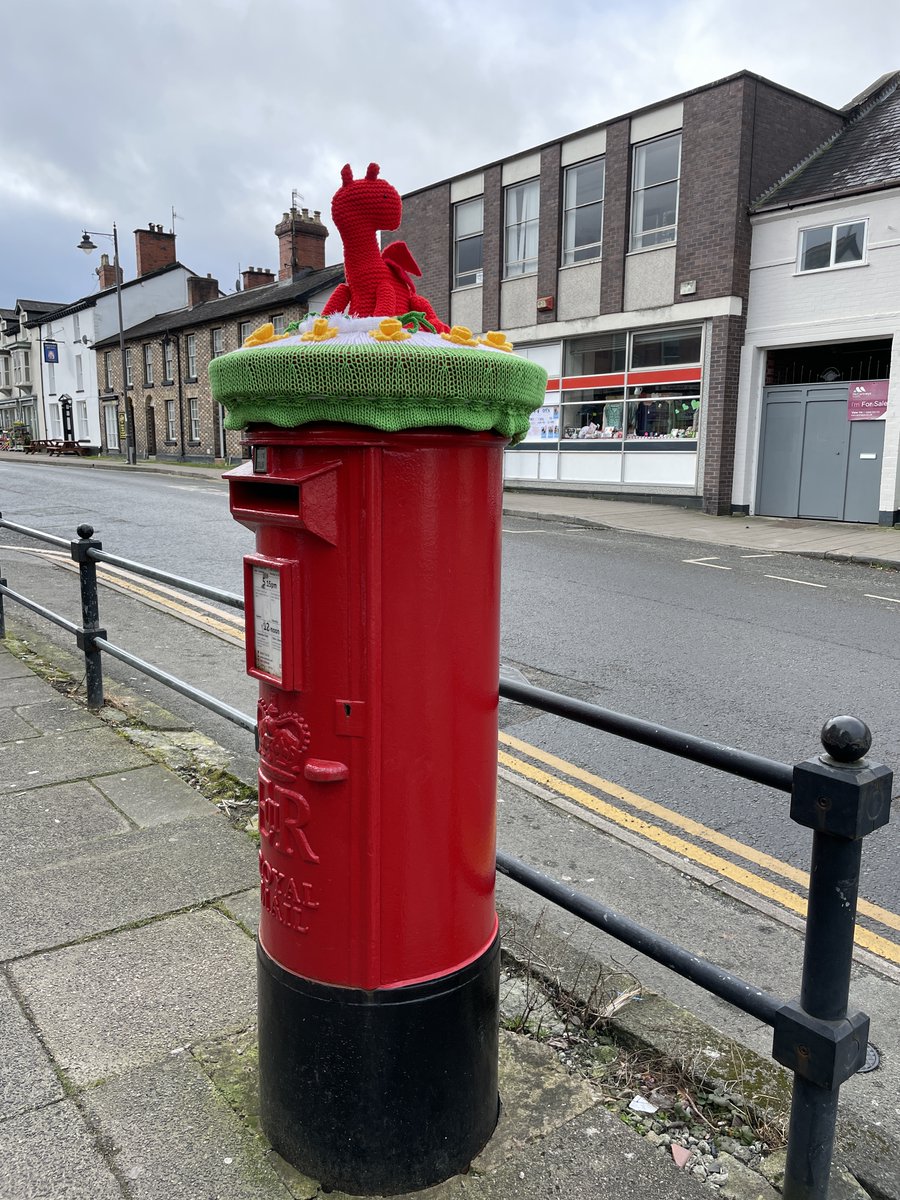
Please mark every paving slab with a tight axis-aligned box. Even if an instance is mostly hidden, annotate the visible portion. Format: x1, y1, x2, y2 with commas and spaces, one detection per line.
92, 764, 217, 827
82, 1056, 292, 1200
3, 725, 149, 792
0, 817, 257, 960
12, 909, 256, 1086
0, 706, 41, 742
0, 1099, 122, 1199
0, 673, 56, 708
15, 695, 103, 734
0, 649, 32, 680
1, 779, 132, 871
220, 887, 260, 935
0, 976, 64, 1121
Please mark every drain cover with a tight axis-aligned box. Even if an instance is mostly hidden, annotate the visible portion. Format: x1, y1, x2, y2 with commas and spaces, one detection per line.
858, 1043, 881, 1074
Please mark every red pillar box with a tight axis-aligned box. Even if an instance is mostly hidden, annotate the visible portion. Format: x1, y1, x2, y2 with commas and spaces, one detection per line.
215, 335, 545, 1190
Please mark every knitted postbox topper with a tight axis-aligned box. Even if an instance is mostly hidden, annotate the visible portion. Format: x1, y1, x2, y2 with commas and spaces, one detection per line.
321, 163, 450, 332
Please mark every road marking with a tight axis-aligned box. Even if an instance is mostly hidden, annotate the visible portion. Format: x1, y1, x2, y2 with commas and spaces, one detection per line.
683, 557, 732, 570
865, 594, 900, 605
499, 731, 900, 964
764, 574, 826, 588
502, 529, 548, 534
740, 553, 778, 558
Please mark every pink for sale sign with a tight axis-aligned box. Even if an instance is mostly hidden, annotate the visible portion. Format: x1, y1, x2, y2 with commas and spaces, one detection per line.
848, 380, 889, 420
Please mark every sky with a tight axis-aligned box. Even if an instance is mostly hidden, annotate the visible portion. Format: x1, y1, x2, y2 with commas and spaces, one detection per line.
3, 0, 899, 308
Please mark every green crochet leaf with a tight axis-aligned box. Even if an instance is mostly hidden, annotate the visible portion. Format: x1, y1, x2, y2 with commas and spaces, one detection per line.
209, 340, 548, 443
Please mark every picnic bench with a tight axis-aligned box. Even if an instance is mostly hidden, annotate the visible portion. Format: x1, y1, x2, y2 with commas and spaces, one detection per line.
25, 440, 96, 457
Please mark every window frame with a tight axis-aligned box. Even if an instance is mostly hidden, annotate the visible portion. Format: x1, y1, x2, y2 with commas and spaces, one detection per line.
47, 362, 56, 395
271, 314, 286, 336
104, 351, 113, 391
797, 219, 868, 274
143, 344, 154, 386
211, 327, 224, 357
562, 157, 605, 266
188, 396, 200, 442
75, 353, 84, 392
163, 339, 175, 384
630, 132, 682, 251
11, 349, 31, 387
76, 399, 89, 440
124, 347, 133, 388
453, 196, 484, 289
0, 355, 10, 388
165, 398, 177, 442
185, 333, 197, 380
503, 178, 540, 279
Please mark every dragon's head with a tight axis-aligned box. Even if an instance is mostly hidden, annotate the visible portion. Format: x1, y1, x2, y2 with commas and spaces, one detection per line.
331, 162, 402, 235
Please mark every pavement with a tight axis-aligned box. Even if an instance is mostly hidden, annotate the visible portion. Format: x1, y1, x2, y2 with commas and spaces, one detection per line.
1, 451, 895, 1199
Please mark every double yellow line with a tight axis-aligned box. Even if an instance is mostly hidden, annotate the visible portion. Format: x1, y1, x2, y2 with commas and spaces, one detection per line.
500, 730, 900, 967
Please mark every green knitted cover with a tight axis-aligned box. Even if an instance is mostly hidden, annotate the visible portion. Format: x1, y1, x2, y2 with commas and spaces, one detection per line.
209, 339, 549, 443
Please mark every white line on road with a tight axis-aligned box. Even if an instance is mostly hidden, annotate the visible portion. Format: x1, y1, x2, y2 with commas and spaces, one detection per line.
865, 593, 900, 605
740, 553, 778, 558
683, 557, 732, 570
764, 574, 826, 588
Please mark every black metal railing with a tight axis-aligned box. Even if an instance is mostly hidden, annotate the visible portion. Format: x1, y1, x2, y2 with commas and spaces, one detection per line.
0, 513, 892, 1200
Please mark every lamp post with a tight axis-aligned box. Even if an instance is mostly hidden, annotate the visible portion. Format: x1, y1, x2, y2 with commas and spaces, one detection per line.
77, 223, 136, 465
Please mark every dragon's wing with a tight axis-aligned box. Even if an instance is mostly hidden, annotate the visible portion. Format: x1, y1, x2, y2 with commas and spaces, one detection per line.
382, 240, 422, 281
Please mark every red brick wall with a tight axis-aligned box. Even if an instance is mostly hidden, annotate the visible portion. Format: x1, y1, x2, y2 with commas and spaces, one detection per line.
702, 314, 746, 514
134, 226, 176, 277
536, 144, 562, 327
598, 119, 630, 315
383, 182, 452, 326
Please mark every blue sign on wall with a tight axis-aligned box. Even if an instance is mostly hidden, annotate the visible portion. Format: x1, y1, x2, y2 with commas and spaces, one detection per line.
43, 342, 59, 363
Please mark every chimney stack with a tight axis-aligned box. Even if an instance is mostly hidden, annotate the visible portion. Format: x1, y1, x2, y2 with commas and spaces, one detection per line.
187, 274, 220, 306
275, 207, 328, 280
242, 266, 276, 291
134, 222, 176, 277
96, 253, 123, 290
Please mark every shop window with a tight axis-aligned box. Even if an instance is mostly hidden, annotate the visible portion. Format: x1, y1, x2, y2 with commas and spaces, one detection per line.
626, 383, 700, 440
798, 220, 866, 273
453, 197, 483, 288
564, 332, 627, 377
504, 179, 539, 277
561, 388, 626, 440
631, 133, 681, 250
630, 326, 701, 369
563, 158, 604, 265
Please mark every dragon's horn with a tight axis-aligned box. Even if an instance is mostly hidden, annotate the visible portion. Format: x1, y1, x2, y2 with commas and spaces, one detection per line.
340, 164, 354, 186
365, 162, 381, 180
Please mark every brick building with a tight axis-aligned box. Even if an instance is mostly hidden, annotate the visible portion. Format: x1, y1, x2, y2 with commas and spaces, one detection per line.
386, 71, 849, 514
94, 209, 342, 462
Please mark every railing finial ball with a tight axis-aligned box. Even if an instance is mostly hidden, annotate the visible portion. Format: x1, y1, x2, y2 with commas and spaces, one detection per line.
821, 715, 871, 763
76, 524, 94, 540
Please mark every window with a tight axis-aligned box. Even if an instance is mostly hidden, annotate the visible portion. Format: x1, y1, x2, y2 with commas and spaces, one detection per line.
143, 344, 154, 385
104, 405, 119, 449
630, 326, 701, 369
163, 339, 175, 383
11, 349, 31, 387
565, 332, 627, 376
504, 179, 539, 277
631, 133, 681, 249
75, 354, 84, 392
453, 197, 483, 288
125, 348, 133, 388
0, 356, 10, 388
76, 399, 89, 439
189, 397, 200, 441
165, 399, 177, 441
271, 314, 286, 335
73, 313, 81, 342
49, 402, 62, 439
798, 221, 866, 272
186, 333, 197, 379
238, 320, 251, 345
48, 363, 56, 394
211, 327, 224, 357
563, 158, 605, 265
104, 351, 113, 391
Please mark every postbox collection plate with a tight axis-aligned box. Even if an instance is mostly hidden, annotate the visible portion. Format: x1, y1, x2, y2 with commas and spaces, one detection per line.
243, 555, 300, 691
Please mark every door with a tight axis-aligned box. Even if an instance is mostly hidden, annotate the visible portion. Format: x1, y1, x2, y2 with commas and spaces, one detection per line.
757, 383, 885, 523
146, 404, 158, 456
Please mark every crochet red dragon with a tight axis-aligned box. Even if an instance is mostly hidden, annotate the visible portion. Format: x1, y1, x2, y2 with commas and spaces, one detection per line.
321, 162, 450, 332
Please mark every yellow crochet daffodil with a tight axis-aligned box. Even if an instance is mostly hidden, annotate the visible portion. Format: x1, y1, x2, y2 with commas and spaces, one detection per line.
441, 325, 479, 347
477, 331, 514, 353
300, 318, 339, 342
370, 318, 411, 343
243, 322, 277, 347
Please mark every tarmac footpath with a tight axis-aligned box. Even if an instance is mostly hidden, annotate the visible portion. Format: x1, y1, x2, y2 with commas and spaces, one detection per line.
0, 641, 721, 1200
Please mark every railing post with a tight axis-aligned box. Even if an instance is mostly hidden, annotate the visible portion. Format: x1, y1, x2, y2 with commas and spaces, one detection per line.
773, 716, 893, 1200
70, 523, 107, 710
0, 566, 6, 639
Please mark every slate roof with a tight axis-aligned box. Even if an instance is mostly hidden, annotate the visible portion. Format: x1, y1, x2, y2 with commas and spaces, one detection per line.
92, 263, 345, 349
754, 72, 900, 211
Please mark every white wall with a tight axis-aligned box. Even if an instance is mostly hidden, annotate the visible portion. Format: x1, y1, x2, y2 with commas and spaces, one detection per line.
734, 189, 900, 515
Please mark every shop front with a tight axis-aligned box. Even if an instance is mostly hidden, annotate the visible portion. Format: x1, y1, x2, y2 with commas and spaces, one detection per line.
505, 324, 704, 493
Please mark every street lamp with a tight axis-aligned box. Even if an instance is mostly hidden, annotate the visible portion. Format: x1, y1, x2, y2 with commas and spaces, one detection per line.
77, 222, 136, 465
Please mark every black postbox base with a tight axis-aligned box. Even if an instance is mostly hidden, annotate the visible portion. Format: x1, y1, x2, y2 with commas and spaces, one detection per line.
257, 933, 500, 1196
